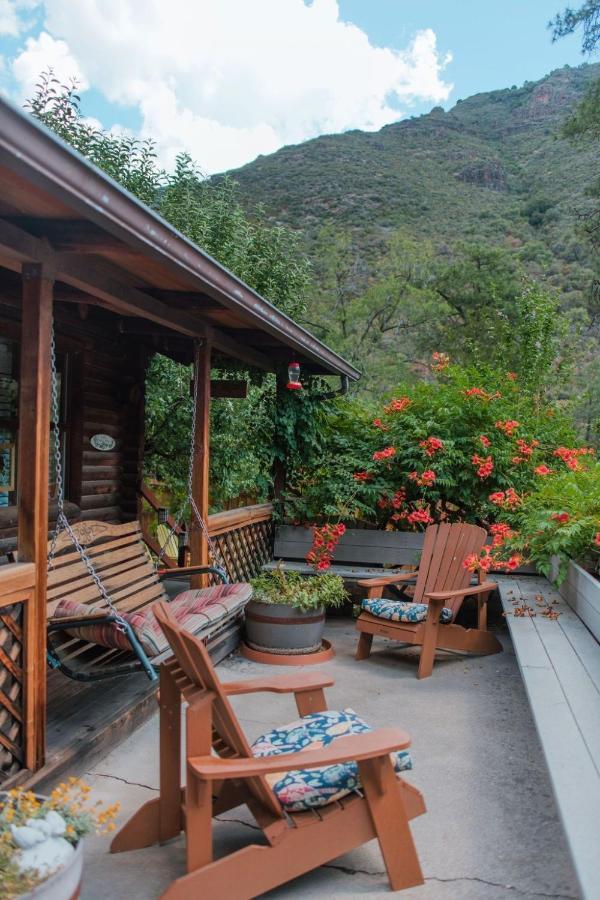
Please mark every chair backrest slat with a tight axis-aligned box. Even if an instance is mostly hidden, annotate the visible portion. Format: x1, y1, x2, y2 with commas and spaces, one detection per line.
153, 602, 283, 820
414, 523, 487, 617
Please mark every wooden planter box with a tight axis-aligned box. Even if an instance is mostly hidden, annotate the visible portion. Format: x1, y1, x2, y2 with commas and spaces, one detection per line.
269, 525, 533, 582
552, 557, 600, 643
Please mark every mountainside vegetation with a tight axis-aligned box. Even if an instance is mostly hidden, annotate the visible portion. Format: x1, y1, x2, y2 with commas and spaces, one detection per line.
225, 63, 600, 439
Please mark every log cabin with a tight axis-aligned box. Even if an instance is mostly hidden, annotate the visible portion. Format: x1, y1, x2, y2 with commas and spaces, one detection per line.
0, 96, 359, 787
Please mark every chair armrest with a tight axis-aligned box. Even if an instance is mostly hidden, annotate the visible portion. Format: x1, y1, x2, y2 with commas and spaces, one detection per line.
158, 565, 229, 584
188, 727, 411, 781
223, 671, 334, 696
425, 581, 497, 602
356, 571, 418, 589
48, 612, 117, 628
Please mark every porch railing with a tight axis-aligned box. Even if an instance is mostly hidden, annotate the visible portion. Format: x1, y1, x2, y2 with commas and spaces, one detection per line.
0, 562, 36, 785
208, 504, 274, 583
140, 485, 274, 583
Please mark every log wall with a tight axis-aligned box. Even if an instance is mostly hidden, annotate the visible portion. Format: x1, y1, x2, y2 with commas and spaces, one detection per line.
0, 303, 147, 553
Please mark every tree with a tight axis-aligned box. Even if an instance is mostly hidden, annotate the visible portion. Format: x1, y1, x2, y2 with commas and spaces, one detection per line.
550, 2, 600, 52
551, 3, 600, 254
25, 70, 313, 507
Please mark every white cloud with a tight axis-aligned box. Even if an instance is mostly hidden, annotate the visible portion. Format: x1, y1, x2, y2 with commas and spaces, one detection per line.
12, 0, 453, 173
0, 0, 37, 36
12, 29, 87, 99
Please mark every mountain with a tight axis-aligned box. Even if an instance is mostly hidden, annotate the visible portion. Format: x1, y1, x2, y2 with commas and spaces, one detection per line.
225, 63, 599, 308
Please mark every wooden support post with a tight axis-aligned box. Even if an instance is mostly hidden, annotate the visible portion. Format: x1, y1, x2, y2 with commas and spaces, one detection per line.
190, 339, 211, 589
17, 263, 53, 771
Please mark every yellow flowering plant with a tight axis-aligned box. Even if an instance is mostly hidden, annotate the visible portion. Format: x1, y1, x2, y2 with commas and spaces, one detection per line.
0, 778, 119, 898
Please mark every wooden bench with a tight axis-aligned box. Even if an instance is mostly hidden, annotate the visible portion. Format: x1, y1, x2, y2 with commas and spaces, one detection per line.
264, 526, 424, 582
497, 573, 600, 899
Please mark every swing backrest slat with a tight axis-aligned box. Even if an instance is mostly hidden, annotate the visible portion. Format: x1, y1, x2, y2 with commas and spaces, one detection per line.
46, 520, 166, 617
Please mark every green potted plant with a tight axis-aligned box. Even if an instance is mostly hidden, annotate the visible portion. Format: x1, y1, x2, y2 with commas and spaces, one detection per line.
0, 779, 118, 900
246, 566, 347, 655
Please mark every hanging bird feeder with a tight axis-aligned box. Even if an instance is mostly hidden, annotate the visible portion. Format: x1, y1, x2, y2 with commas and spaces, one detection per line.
286, 361, 302, 390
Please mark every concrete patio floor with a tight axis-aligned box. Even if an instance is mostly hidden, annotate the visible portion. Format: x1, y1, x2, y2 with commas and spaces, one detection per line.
75, 616, 579, 899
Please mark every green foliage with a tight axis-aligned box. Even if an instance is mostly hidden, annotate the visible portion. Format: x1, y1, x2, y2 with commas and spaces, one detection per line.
550, 1, 600, 52
228, 63, 600, 419
563, 77, 600, 139
25, 71, 313, 507
508, 462, 600, 583
144, 355, 276, 510
286, 367, 579, 528
250, 565, 347, 612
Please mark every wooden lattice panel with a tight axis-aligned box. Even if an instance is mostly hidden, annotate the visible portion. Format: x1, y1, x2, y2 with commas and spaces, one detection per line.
0, 601, 24, 782
212, 519, 273, 584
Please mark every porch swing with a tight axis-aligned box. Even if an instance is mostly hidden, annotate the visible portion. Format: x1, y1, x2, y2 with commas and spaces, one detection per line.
45, 330, 252, 682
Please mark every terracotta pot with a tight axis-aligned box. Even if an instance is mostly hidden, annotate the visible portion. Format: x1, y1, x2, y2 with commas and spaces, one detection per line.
245, 600, 325, 654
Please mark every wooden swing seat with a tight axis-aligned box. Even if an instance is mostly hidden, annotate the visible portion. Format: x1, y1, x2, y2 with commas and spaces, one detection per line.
355, 522, 503, 678
46, 520, 251, 682
112, 601, 426, 898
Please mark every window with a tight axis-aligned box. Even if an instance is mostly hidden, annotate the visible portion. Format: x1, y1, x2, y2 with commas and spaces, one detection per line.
0, 336, 69, 508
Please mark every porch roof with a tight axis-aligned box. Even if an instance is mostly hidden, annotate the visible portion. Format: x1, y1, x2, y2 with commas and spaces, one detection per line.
0, 96, 360, 379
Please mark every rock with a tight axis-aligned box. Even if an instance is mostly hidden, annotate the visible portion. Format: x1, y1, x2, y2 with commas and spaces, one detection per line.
12, 811, 74, 877
455, 160, 507, 191
17, 836, 74, 876
11, 824, 44, 850
40, 811, 68, 836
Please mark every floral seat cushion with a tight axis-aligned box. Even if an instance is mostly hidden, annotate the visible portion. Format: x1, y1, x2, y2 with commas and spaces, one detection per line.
52, 582, 252, 657
360, 598, 453, 624
251, 708, 412, 812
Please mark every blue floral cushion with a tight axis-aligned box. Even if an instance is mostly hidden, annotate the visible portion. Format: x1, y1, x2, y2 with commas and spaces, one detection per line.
361, 598, 453, 624
251, 708, 412, 812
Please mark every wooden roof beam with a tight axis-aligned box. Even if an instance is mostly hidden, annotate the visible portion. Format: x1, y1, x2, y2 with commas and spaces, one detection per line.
0, 216, 271, 371
3, 217, 135, 256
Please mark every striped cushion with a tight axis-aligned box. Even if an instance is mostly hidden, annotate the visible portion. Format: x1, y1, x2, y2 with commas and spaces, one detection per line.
52, 582, 252, 657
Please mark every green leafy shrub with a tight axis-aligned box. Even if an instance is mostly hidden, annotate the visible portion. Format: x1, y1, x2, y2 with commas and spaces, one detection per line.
506, 462, 600, 584
250, 566, 347, 612
287, 364, 579, 529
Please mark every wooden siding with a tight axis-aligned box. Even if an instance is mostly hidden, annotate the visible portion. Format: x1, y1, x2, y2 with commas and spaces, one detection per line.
78, 345, 146, 524
0, 305, 147, 551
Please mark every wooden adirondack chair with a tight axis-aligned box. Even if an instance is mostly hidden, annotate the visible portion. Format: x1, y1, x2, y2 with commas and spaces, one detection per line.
112, 601, 426, 898
46, 520, 251, 682
355, 522, 502, 679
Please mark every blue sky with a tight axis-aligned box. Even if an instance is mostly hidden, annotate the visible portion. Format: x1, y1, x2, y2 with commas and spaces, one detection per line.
339, 0, 585, 113
0, 1, 590, 173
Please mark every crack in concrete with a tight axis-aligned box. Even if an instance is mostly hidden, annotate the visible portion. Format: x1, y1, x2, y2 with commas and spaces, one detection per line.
426, 876, 576, 899
210, 820, 576, 899
85, 771, 158, 792
214, 814, 261, 831
322, 865, 575, 898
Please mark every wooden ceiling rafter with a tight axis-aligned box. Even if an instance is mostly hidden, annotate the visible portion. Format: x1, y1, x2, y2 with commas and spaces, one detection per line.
0, 217, 271, 371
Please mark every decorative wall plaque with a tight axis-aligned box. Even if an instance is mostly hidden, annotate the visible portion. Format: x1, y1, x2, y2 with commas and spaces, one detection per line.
90, 434, 116, 452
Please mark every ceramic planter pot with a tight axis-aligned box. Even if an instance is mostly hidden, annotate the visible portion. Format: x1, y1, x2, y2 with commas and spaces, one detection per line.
245, 600, 325, 654
0, 791, 84, 900
20, 839, 83, 900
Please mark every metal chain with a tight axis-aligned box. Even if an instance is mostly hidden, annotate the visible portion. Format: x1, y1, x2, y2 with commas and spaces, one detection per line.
156, 341, 223, 568
47, 324, 128, 629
